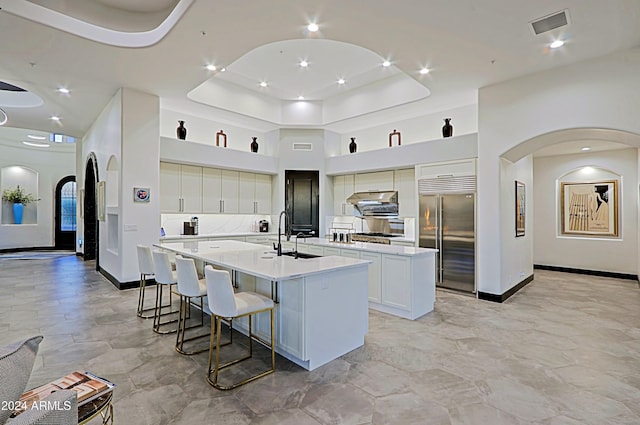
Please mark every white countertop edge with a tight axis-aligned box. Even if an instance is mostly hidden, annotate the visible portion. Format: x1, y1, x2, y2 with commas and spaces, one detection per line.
161, 232, 277, 240
295, 237, 436, 256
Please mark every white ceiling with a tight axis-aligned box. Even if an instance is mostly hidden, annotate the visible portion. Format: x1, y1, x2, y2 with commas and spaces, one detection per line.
0, 0, 639, 154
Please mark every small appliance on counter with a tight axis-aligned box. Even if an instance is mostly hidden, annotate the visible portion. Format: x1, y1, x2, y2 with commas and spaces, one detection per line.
259, 220, 269, 232
183, 216, 199, 235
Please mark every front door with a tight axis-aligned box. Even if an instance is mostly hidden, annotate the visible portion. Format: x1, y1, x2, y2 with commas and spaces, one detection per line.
55, 176, 76, 250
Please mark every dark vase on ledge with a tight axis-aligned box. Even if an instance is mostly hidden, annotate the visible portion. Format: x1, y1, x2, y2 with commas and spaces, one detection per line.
349, 137, 357, 153
251, 137, 259, 153
176, 120, 187, 140
442, 118, 453, 138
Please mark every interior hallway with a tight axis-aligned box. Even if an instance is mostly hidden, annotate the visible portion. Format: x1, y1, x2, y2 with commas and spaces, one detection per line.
1, 254, 639, 425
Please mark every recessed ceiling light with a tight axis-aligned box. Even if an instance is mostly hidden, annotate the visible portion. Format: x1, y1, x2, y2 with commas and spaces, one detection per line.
337, 78, 346, 85
550, 40, 564, 49
0, 108, 7, 126
57, 87, 70, 94
298, 95, 305, 100
205, 64, 217, 71
259, 81, 268, 87
581, 147, 591, 151
27, 134, 47, 140
382, 60, 391, 67
23, 141, 49, 148
50, 115, 60, 121
299, 60, 308, 68
220, 67, 226, 72
419, 67, 430, 75
307, 23, 319, 32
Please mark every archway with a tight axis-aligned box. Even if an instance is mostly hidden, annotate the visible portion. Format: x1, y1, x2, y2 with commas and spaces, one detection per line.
84, 154, 99, 267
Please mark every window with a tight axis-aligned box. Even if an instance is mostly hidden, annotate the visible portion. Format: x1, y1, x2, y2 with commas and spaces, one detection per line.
60, 181, 77, 231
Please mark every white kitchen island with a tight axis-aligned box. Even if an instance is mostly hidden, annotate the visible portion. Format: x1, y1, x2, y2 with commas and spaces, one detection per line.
157, 240, 369, 371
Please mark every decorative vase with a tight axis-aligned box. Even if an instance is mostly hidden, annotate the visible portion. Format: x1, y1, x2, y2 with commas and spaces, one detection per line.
176, 121, 187, 140
13, 202, 24, 224
216, 130, 227, 147
389, 129, 401, 147
349, 137, 357, 153
250, 137, 259, 153
442, 118, 453, 138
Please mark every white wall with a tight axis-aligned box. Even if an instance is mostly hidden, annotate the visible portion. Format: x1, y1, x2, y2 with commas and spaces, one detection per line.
500, 156, 534, 287
0, 145, 75, 249
80, 88, 161, 283
478, 48, 640, 295
533, 148, 637, 274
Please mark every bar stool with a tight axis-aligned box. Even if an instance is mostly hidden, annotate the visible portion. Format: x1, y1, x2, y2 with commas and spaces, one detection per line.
204, 265, 275, 390
136, 245, 156, 319
151, 251, 179, 334
174, 256, 209, 355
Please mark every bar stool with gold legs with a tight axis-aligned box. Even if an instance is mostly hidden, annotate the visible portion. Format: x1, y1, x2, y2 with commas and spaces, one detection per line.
204, 265, 275, 390
174, 255, 209, 355
151, 251, 179, 334
136, 245, 156, 319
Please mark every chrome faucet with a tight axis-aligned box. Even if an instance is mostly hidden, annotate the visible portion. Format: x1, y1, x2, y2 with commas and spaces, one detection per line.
294, 232, 306, 259
275, 210, 290, 256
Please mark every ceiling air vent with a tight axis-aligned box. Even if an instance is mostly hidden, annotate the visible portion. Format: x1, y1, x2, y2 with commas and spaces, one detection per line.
530, 9, 569, 35
292, 142, 313, 151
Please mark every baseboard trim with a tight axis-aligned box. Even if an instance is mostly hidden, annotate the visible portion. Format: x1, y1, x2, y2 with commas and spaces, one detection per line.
98, 267, 146, 290
0, 246, 61, 253
478, 273, 534, 303
534, 264, 638, 281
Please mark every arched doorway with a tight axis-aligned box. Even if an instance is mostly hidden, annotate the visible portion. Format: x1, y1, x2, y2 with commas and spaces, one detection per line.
84, 155, 99, 268
55, 175, 76, 249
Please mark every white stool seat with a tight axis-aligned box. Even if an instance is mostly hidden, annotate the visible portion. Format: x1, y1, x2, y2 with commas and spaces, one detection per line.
151, 251, 179, 334
233, 292, 274, 317
205, 265, 275, 390
174, 255, 209, 355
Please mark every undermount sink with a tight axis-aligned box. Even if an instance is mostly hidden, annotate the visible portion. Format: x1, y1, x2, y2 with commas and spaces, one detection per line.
280, 251, 321, 259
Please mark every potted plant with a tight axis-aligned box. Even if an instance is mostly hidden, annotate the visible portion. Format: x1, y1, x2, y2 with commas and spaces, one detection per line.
2, 185, 38, 224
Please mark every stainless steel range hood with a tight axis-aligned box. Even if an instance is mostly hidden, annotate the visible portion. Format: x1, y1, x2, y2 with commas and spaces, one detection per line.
346, 191, 399, 217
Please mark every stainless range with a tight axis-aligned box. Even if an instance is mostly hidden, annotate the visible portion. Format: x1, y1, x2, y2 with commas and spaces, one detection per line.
351, 233, 396, 245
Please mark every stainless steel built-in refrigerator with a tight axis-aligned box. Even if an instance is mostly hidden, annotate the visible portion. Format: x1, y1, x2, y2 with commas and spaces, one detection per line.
419, 192, 476, 293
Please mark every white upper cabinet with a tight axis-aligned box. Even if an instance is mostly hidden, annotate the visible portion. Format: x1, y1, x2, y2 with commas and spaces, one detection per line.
220, 169, 239, 213
159, 162, 202, 213
354, 171, 394, 192
202, 167, 223, 213
394, 168, 416, 218
333, 174, 354, 216
238, 172, 272, 214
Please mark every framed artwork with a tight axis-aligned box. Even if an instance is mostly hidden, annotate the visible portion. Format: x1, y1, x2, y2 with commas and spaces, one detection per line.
515, 181, 525, 237
561, 180, 619, 237
133, 187, 150, 202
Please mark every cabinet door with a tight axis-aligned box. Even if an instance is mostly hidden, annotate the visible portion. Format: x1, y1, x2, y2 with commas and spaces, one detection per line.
298, 244, 324, 256
394, 168, 416, 218
238, 172, 256, 213
159, 162, 181, 213
180, 165, 202, 213
381, 255, 411, 310
220, 170, 239, 213
277, 278, 305, 359
323, 247, 341, 256
254, 173, 272, 214
202, 167, 222, 213
333, 174, 355, 216
340, 249, 361, 259
354, 171, 394, 192
360, 251, 381, 302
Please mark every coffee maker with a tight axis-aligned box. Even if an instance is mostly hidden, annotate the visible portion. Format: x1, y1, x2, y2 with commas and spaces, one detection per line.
183, 216, 199, 235
259, 220, 269, 232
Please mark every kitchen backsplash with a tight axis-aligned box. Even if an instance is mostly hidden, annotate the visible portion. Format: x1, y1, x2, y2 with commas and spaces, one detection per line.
161, 213, 272, 236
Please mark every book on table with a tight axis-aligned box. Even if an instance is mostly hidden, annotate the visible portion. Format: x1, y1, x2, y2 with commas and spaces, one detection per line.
12, 371, 115, 417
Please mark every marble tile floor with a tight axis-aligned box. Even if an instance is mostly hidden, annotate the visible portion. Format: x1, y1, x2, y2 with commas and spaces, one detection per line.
1, 255, 639, 425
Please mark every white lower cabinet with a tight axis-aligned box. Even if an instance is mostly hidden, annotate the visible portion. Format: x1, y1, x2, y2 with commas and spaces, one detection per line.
298, 244, 324, 256
245, 235, 274, 246
322, 247, 341, 256
360, 251, 381, 303
380, 255, 411, 310
340, 249, 360, 259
